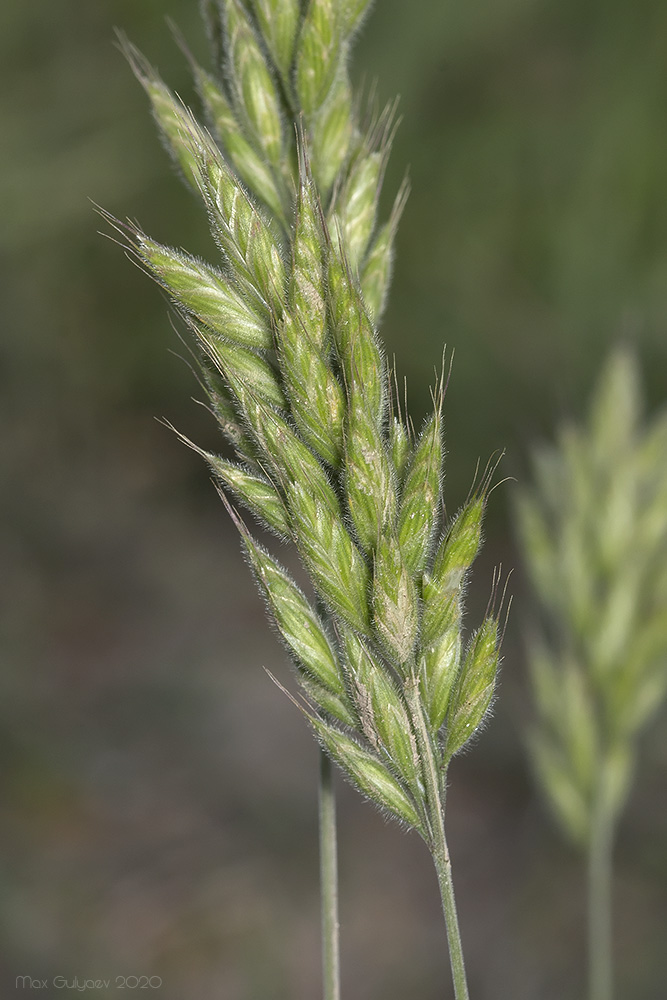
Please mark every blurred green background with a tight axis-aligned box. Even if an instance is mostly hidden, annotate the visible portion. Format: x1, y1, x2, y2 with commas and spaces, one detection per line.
2, 0, 667, 997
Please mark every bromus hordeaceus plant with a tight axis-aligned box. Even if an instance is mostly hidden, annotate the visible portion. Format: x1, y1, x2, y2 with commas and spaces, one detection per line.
109, 2, 505, 996
517, 348, 667, 1000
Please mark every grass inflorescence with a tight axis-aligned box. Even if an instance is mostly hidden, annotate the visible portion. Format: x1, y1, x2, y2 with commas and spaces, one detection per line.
112, 3, 506, 996
518, 347, 667, 1000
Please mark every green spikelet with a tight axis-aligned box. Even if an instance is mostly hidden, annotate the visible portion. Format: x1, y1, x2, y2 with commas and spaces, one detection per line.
300, 676, 358, 728
389, 417, 411, 483
397, 409, 443, 575
445, 617, 500, 760
133, 84, 286, 316
276, 171, 346, 465
238, 390, 340, 517
276, 312, 345, 467
334, 151, 382, 271
121, 40, 202, 190
344, 401, 396, 552
188, 137, 287, 316
206, 456, 289, 537
251, 0, 301, 80
310, 76, 354, 195
194, 63, 287, 222
361, 182, 408, 322
222, 0, 284, 167
244, 536, 349, 700
327, 239, 386, 423
289, 171, 328, 344
312, 718, 423, 830
202, 370, 259, 464
342, 629, 422, 792
137, 236, 273, 349
419, 597, 462, 731
296, 0, 342, 118
360, 221, 392, 320
286, 479, 371, 633
432, 495, 485, 590
422, 496, 485, 645
372, 535, 419, 667
195, 328, 285, 410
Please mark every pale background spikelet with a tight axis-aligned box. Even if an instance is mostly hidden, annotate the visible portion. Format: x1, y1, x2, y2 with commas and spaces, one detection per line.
2, 1, 667, 997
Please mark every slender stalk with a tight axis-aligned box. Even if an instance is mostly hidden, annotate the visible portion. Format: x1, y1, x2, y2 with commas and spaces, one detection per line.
588, 787, 615, 1000
405, 678, 470, 1000
319, 748, 340, 1000
432, 827, 469, 1000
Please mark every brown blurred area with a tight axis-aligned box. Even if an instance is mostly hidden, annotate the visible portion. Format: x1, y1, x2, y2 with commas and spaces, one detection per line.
2, 1, 666, 997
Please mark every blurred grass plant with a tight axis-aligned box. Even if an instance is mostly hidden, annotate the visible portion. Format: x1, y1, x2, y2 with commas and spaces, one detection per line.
517, 348, 667, 1000
110, 2, 504, 996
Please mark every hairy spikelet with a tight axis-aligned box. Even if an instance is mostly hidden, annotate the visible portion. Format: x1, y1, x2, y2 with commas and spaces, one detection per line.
210, 454, 289, 537
296, 0, 342, 118
311, 76, 353, 195
195, 62, 287, 221
118, 0, 503, 839
223, 0, 284, 167
519, 348, 667, 846
137, 235, 274, 348
398, 408, 443, 574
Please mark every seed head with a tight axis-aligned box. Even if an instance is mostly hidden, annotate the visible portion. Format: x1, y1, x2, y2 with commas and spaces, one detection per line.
117, 0, 504, 841
519, 347, 667, 846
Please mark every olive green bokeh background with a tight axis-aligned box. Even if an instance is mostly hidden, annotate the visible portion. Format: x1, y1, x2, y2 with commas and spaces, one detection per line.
2, 1, 666, 997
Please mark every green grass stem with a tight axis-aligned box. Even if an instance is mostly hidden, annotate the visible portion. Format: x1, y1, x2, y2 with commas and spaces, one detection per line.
405, 676, 470, 1000
588, 791, 615, 1000
319, 749, 340, 1000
